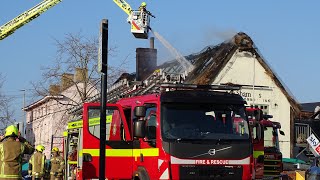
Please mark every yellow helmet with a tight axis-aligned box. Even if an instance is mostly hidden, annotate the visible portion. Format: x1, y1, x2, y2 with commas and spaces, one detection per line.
36, 145, 45, 153
5, 125, 18, 137
52, 147, 59, 152
141, 2, 147, 7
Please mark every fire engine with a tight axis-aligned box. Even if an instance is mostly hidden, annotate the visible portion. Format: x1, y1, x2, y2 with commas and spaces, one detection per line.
246, 107, 285, 179
64, 69, 255, 180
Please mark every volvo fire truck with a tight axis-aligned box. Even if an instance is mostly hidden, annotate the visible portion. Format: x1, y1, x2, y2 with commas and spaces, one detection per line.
64, 69, 255, 180
246, 107, 285, 179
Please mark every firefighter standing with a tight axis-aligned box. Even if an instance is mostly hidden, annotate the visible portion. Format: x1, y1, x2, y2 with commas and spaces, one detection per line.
138, 2, 155, 18
49, 147, 64, 180
28, 145, 46, 180
0, 125, 34, 180
67, 143, 77, 180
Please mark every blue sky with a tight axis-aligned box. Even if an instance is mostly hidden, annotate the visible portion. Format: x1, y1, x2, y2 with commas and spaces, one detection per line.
1, 1, 320, 121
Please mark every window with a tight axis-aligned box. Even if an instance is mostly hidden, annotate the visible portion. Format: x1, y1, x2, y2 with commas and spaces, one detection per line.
162, 103, 249, 140
145, 104, 157, 147
146, 115, 156, 140
29, 111, 33, 122
87, 107, 124, 141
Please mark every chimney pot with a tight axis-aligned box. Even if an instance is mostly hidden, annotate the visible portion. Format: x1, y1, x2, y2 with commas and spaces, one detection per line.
150, 37, 155, 49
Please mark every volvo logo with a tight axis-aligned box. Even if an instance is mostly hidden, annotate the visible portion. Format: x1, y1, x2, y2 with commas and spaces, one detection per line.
191, 146, 232, 158
208, 149, 216, 156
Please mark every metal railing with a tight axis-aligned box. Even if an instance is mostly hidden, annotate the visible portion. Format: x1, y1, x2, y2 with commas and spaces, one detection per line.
295, 123, 311, 144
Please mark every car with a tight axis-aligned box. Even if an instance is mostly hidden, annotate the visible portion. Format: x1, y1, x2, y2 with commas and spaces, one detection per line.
305, 158, 320, 180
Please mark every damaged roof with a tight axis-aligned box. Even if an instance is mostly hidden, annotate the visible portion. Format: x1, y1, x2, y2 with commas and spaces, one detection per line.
157, 32, 301, 113
301, 102, 320, 112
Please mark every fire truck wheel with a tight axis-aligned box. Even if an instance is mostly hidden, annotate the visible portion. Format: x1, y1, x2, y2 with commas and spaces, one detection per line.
133, 167, 150, 180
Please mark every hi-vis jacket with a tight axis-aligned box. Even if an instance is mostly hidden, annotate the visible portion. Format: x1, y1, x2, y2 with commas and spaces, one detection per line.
28, 152, 46, 177
0, 137, 34, 180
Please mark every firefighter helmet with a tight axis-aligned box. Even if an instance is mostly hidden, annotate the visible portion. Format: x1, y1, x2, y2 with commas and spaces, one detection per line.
141, 2, 147, 7
36, 145, 45, 153
5, 125, 19, 137
52, 147, 59, 152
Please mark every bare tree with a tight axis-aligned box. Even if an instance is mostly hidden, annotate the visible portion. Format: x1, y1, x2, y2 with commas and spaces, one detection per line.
32, 32, 128, 101
29, 32, 128, 138
0, 74, 15, 134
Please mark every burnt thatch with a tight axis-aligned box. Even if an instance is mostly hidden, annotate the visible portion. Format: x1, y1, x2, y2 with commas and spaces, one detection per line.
159, 32, 301, 113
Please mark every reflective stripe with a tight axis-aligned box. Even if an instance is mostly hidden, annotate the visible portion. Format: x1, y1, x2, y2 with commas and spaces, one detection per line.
253, 150, 264, 158
68, 116, 112, 129
79, 150, 83, 157
82, 148, 159, 157
0, 174, 21, 178
68, 161, 77, 165
0, 144, 4, 175
41, 155, 44, 173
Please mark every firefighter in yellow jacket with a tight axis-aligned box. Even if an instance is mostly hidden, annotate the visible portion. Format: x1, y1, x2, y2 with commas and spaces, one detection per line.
49, 147, 64, 180
0, 125, 34, 180
28, 145, 46, 180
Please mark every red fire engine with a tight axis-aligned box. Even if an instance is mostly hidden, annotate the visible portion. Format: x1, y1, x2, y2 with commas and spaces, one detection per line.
76, 83, 255, 179
246, 107, 285, 179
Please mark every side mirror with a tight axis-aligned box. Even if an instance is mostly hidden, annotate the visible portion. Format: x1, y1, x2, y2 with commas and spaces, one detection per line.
133, 120, 146, 138
279, 130, 285, 136
134, 106, 146, 117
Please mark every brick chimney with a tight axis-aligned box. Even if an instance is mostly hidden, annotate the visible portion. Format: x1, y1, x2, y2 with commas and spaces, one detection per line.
49, 84, 61, 95
74, 67, 88, 82
136, 37, 157, 81
61, 73, 74, 91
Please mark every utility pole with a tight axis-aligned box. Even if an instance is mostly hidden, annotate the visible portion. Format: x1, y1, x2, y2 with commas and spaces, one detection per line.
98, 19, 108, 180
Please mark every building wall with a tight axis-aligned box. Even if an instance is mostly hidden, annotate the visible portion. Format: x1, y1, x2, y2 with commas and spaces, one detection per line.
25, 82, 99, 158
213, 51, 292, 158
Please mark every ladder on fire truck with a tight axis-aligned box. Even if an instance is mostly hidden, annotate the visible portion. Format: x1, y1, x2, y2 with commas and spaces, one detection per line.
0, 0, 62, 40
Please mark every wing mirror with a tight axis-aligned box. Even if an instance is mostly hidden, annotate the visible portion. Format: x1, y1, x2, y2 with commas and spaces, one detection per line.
133, 120, 146, 138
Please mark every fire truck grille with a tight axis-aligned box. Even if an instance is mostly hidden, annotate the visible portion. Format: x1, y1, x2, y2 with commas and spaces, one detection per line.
179, 165, 243, 180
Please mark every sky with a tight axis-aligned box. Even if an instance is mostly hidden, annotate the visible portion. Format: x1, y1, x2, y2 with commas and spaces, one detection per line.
0, 1, 320, 121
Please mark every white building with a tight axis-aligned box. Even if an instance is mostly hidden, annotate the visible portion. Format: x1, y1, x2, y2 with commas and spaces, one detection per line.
24, 69, 99, 157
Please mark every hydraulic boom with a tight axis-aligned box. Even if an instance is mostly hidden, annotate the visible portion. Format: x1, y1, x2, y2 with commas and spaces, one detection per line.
0, 0, 62, 40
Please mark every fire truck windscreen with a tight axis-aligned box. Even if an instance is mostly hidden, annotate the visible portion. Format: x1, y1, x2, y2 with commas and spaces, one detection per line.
264, 126, 280, 149
161, 103, 250, 141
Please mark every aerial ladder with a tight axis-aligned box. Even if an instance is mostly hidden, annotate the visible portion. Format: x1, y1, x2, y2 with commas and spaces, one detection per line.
0, 0, 62, 40
113, 0, 155, 39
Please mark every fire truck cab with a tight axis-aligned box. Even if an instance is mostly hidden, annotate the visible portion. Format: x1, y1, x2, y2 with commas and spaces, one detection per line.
78, 84, 254, 180
246, 107, 285, 179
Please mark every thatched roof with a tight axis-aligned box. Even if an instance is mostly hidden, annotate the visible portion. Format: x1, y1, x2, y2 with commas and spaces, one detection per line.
158, 32, 301, 113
